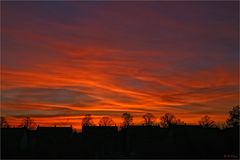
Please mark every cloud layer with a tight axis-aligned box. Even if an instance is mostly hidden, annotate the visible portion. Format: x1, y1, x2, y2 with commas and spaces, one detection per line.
1, 1, 239, 128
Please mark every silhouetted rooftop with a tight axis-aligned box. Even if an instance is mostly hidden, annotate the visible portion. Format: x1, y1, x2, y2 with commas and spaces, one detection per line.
1, 128, 27, 135
82, 126, 118, 135
36, 126, 72, 137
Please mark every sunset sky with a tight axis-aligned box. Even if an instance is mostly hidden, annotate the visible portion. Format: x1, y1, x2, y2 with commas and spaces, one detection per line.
1, 1, 239, 129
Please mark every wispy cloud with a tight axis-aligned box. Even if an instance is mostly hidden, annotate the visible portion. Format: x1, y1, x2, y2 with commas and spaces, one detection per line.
1, 1, 238, 128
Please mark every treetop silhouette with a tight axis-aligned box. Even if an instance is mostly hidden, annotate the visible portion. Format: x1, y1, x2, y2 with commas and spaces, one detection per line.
1, 117, 10, 128
142, 112, 155, 126
99, 116, 116, 126
227, 105, 240, 128
20, 117, 37, 130
122, 112, 133, 127
82, 114, 95, 127
199, 115, 216, 128
160, 113, 185, 128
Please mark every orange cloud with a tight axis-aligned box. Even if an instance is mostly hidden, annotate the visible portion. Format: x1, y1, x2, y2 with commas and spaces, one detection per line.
1, 1, 238, 130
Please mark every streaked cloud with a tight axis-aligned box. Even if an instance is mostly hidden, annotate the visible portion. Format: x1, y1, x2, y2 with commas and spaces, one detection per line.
1, 1, 238, 128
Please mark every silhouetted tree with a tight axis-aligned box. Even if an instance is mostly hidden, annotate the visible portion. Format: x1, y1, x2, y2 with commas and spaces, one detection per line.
99, 116, 115, 126
142, 113, 155, 126
160, 113, 185, 128
199, 115, 216, 128
226, 105, 240, 128
122, 112, 133, 127
217, 122, 228, 130
1, 117, 10, 128
82, 114, 95, 127
174, 118, 186, 125
160, 113, 176, 128
21, 117, 37, 129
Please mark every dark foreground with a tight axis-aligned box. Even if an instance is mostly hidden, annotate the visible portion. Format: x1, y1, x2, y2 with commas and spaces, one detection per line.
1, 125, 239, 159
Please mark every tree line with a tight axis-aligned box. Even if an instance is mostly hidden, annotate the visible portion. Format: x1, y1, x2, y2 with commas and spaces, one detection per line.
1, 105, 239, 130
